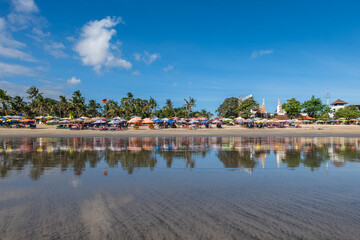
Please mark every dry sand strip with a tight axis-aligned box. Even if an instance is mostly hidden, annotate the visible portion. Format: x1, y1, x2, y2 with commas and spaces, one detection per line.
0, 124, 360, 138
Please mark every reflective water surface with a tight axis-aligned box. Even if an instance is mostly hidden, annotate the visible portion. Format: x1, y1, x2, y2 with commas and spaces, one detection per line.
1, 137, 360, 239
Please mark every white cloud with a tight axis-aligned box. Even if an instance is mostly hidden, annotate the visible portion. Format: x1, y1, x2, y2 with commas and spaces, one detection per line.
11, 0, 39, 13
75, 16, 132, 72
133, 53, 141, 61
143, 51, 160, 64
66, 76, 81, 85
44, 42, 67, 58
0, 62, 35, 77
0, 17, 35, 61
132, 70, 141, 76
0, 44, 34, 61
251, 49, 274, 59
163, 64, 174, 72
6, 0, 44, 31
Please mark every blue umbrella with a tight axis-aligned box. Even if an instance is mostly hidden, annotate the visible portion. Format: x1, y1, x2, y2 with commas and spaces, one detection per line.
201, 120, 210, 124
166, 119, 175, 123
154, 119, 163, 123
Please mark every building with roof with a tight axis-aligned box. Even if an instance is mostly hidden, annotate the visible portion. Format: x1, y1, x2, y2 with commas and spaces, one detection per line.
330, 99, 348, 118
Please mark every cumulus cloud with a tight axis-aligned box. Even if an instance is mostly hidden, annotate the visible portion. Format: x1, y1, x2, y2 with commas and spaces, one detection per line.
66, 76, 81, 85
132, 70, 141, 76
75, 16, 132, 72
143, 51, 160, 64
251, 49, 274, 59
163, 64, 174, 72
0, 62, 35, 77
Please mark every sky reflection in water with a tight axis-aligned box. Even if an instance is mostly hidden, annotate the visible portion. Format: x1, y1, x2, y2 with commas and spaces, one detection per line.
1, 137, 360, 239
1, 137, 360, 180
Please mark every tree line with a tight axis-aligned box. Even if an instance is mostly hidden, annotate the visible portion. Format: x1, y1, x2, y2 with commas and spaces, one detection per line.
0, 87, 212, 119
216, 95, 360, 120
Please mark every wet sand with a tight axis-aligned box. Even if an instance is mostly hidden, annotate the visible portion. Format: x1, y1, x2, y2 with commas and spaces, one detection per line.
1, 124, 360, 138
1, 170, 360, 240
1, 137, 360, 240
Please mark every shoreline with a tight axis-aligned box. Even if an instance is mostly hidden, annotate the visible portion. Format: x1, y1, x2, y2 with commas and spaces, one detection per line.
1, 124, 360, 138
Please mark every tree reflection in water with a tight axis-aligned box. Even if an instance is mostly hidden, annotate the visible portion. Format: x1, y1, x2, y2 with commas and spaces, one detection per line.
1, 137, 360, 180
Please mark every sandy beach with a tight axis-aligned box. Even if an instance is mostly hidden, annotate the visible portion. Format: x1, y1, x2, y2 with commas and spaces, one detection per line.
1, 124, 360, 138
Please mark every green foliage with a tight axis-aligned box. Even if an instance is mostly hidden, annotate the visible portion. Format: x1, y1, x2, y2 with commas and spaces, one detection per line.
1, 87, 211, 119
282, 98, 302, 119
317, 106, 331, 120
334, 105, 360, 120
216, 97, 239, 118
303, 95, 326, 118
237, 97, 258, 119
0, 89, 11, 115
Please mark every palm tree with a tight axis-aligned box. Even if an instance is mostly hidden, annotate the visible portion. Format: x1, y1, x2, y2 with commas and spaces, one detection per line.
9, 96, 26, 115
26, 86, 42, 100
183, 96, 196, 117
58, 95, 69, 118
70, 90, 86, 118
0, 89, 11, 115
87, 99, 101, 117
148, 97, 158, 115
104, 100, 120, 118
165, 99, 173, 110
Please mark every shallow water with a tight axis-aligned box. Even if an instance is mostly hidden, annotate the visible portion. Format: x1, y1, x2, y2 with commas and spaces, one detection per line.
1, 137, 360, 240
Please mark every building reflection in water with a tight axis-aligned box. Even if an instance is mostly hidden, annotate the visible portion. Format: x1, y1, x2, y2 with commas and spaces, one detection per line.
1, 137, 360, 180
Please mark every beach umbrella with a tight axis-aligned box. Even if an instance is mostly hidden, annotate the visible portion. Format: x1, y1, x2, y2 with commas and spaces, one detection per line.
60, 120, 69, 124
94, 120, 106, 124
143, 118, 154, 124
189, 119, 199, 124
109, 120, 121, 124
20, 119, 34, 123
212, 120, 221, 123
162, 118, 169, 121
154, 119, 163, 123
171, 117, 180, 120
198, 117, 207, 121
223, 118, 233, 122
201, 120, 211, 124
128, 117, 142, 123
177, 119, 187, 123
46, 120, 59, 123
244, 119, 253, 123
166, 119, 175, 123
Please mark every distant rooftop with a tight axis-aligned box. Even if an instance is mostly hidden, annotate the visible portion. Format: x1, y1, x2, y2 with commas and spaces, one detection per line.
331, 99, 348, 105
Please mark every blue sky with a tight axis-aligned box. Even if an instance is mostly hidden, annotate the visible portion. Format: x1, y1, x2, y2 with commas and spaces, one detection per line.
1, 0, 360, 113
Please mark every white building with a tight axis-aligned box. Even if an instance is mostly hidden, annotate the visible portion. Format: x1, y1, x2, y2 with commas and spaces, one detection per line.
329, 99, 347, 118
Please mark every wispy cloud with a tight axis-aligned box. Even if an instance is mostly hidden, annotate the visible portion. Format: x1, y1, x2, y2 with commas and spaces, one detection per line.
143, 51, 160, 65
133, 51, 161, 64
132, 70, 141, 76
251, 49, 274, 59
163, 64, 174, 72
0, 62, 35, 77
44, 42, 67, 58
0, 80, 65, 98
